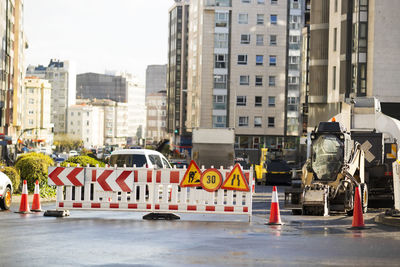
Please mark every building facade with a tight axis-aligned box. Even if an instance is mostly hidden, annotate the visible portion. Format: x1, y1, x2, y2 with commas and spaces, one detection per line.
146, 91, 167, 143
145, 65, 167, 96
22, 77, 53, 147
184, 0, 288, 149
167, 0, 191, 153
126, 77, 146, 145
303, 0, 400, 131
27, 59, 76, 134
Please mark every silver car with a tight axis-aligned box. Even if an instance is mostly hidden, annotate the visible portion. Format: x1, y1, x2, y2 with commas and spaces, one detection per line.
0, 172, 13, 210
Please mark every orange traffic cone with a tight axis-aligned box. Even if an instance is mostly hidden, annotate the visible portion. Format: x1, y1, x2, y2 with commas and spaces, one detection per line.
31, 180, 42, 212
17, 180, 31, 214
266, 186, 283, 225
349, 186, 369, 230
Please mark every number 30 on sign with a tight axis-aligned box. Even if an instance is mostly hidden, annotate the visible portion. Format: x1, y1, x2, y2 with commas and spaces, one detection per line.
200, 168, 223, 192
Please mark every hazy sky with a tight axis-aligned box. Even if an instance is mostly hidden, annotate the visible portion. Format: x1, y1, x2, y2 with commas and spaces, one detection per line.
24, 0, 174, 83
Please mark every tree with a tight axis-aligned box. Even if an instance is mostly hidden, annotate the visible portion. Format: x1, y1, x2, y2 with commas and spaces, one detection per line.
53, 134, 83, 152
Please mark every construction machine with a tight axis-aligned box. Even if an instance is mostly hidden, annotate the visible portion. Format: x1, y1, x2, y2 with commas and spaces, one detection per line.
285, 121, 368, 216
254, 148, 292, 185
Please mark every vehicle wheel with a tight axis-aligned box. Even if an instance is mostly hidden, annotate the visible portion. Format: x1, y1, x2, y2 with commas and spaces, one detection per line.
0, 187, 11, 210
360, 183, 368, 214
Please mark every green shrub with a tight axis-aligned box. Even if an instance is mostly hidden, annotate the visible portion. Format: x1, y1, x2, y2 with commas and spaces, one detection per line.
15, 152, 54, 192
61, 155, 105, 168
1, 166, 20, 193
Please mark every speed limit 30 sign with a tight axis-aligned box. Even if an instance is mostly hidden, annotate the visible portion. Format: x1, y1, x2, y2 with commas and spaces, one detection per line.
200, 168, 222, 192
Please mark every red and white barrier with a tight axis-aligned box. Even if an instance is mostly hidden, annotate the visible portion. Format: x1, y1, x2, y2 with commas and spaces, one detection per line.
48, 165, 253, 220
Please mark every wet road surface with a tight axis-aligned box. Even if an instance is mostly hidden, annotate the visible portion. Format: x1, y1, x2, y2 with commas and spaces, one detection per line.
1, 186, 400, 266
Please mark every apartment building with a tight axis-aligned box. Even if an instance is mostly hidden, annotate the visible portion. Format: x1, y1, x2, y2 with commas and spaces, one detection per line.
0, 0, 27, 139
303, 0, 400, 131
27, 59, 77, 134
23, 77, 53, 146
185, 0, 288, 149
167, 0, 191, 153
146, 91, 167, 143
145, 65, 167, 96
126, 76, 146, 145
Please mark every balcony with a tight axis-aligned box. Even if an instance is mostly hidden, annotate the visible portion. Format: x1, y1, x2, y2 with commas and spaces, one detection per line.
205, 0, 231, 7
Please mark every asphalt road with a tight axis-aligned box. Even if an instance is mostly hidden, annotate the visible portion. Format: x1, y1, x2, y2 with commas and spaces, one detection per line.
1, 186, 400, 266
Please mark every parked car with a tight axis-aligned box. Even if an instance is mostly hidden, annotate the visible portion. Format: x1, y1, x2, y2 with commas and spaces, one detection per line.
109, 149, 172, 169
170, 159, 188, 169
68, 150, 79, 158
0, 171, 13, 210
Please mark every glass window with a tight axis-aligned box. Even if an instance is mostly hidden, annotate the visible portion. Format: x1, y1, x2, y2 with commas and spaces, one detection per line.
270, 35, 277, 45
268, 117, 275, 127
258, 0, 265, 4
238, 116, 249, 127
240, 75, 250, 85
271, 0, 278, 4
109, 154, 147, 168
148, 155, 163, 169
242, 0, 251, 3
241, 34, 250, 44
215, 33, 229, 48
214, 75, 228, 89
238, 13, 248, 24
162, 158, 171, 169
254, 116, 262, 127
255, 75, 263, 86
269, 76, 276, 86
237, 96, 247, 106
215, 54, 227, 68
256, 55, 264, 65
269, 55, 277, 66
256, 34, 264, 45
255, 96, 262, 107
215, 12, 229, 27
268, 96, 275, 107
238, 55, 248, 65
213, 115, 227, 128
257, 14, 264, 25
270, 15, 277, 24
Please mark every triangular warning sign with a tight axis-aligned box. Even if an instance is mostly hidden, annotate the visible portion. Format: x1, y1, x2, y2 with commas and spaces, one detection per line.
180, 160, 202, 187
221, 164, 250, 192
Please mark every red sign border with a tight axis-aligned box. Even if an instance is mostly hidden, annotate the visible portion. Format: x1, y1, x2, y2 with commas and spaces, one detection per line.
221, 164, 250, 192
180, 160, 202, 188
200, 168, 223, 192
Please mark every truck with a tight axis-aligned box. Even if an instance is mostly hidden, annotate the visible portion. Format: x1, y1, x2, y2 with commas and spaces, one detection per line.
191, 128, 235, 168
254, 148, 292, 185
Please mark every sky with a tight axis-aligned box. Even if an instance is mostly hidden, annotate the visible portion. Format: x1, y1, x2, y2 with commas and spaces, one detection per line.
24, 0, 174, 83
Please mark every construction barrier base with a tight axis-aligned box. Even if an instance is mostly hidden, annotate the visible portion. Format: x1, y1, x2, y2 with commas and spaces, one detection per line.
143, 213, 180, 220
31, 209, 43, 212
347, 226, 370, 230
44, 210, 70, 217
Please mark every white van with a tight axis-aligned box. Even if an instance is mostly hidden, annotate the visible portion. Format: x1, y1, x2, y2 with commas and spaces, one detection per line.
109, 149, 172, 169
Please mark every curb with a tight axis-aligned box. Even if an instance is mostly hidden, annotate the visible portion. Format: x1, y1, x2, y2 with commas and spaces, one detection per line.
374, 213, 400, 227
12, 194, 56, 204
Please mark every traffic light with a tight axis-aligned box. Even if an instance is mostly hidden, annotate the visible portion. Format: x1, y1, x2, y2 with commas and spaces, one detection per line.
174, 129, 179, 135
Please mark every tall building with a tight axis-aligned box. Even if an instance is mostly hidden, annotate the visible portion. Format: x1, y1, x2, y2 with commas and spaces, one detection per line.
167, 0, 191, 153
146, 92, 167, 143
22, 77, 53, 147
0, 0, 27, 139
126, 77, 146, 145
184, 0, 288, 149
145, 65, 167, 96
27, 59, 76, 134
303, 0, 400, 131
76, 72, 128, 103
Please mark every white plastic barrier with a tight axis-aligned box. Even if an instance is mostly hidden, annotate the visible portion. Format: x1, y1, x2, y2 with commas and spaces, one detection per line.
393, 161, 400, 210
48, 165, 253, 220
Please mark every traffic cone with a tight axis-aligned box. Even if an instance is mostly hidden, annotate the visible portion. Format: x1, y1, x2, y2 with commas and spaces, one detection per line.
17, 180, 31, 214
266, 186, 283, 225
349, 186, 368, 230
31, 180, 42, 212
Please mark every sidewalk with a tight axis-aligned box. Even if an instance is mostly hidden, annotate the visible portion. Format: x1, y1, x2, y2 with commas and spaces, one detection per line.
12, 194, 56, 204
375, 212, 400, 227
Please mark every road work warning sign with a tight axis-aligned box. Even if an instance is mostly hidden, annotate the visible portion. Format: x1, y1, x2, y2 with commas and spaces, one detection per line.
200, 168, 223, 192
221, 164, 250, 192
180, 160, 202, 187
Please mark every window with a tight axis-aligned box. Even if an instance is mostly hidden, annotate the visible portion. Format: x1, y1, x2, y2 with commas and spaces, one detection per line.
238, 13, 248, 24
241, 34, 250, 44
271, 0, 277, 4
215, 54, 227, 68
255, 96, 262, 107
237, 96, 247, 106
213, 115, 226, 128
214, 75, 228, 89
333, 28, 337, 51
238, 55, 248, 65
240, 75, 250, 85
333, 66, 336, 90
254, 116, 262, 127
288, 76, 299, 84
241, 0, 251, 3
335, 0, 338, 12
268, 96, 275, 107
257, 0, 265, 4
268, 117, 275, 127
270, 15, 277, 24
257, 14, 264, 25
28, 110, 34, 115
28, 119, 34, 125
269, 55, 277, 66
256, 55, 264, 65
256, 34, 264, 45
215, 33, 229, 48
270, 35, 277, 45
255, 76, 263, 86
239, 116, 249, 127
288, 97, 298, 111
71, 112, 74, 116
29, 98, 34, 104
213, 95, 227, 110
216, 12, 229, 27
269, 76, 276, 86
